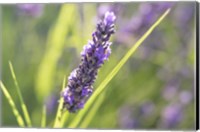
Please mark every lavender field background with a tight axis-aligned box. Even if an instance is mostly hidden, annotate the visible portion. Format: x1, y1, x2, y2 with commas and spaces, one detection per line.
0, 2, 196, 129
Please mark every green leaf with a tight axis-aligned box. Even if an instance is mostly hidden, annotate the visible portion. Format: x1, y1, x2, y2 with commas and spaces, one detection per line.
8, 61, 32, 127
53, 76, 66, 128
35, 4, 77, 102
60, 110, 70, 127
0, 81, 25, 127
79, 93, 105, 128
68, 9, 171, 128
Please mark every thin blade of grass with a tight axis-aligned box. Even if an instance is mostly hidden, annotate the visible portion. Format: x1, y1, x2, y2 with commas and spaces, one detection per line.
60, 110, 70, 127
68, 9, 171, 128
41, 105, 46, 128
8, 61, 32, 127
79, 93, 105, 128
0, 81, 25, 127
53, 76, 66, 128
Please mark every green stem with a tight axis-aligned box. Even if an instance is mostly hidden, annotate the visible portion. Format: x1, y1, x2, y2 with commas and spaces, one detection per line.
9, 61, 32, 127
79, 93, 105, 128
53, 76, 66, 128
41, 105, 46, 128
0, 81, 25, 127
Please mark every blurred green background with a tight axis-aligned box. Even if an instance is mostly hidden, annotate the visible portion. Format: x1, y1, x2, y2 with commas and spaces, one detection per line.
0, 2, 195, 129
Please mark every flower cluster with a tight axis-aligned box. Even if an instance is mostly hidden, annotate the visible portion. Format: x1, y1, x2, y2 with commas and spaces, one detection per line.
62, 12, 116, 113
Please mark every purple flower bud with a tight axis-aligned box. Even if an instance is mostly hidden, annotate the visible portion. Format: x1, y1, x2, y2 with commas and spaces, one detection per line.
62, 12, 116, 113
81, 87, 93, 96
97, 3, 123, 19
104, 12, 116, 26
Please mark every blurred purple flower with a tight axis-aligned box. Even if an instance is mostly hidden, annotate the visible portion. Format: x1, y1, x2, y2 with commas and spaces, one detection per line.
162, 85, 178, 101
118, 2, 174, 38
173, 3, 195, 47
179, 90, 193, 105
139, 101, 155, 116
62, 12, 116, 113
118, 105, 139, 129
45, 94, 58, 115
173, 3, 195, 29
17, 4, 44, 17
161, 104, 183, 128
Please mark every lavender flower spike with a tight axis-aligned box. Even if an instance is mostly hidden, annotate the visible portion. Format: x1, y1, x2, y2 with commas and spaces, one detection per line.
62, 12, 116, 113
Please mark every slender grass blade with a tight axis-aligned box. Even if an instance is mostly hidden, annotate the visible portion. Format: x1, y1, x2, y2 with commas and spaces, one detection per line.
60, 111, 70, 127
41, 105, 46, 128
9, 61, 32, 127
79, 93, 105, 128
53, 76, 66, 128
0, 81, 25, 127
